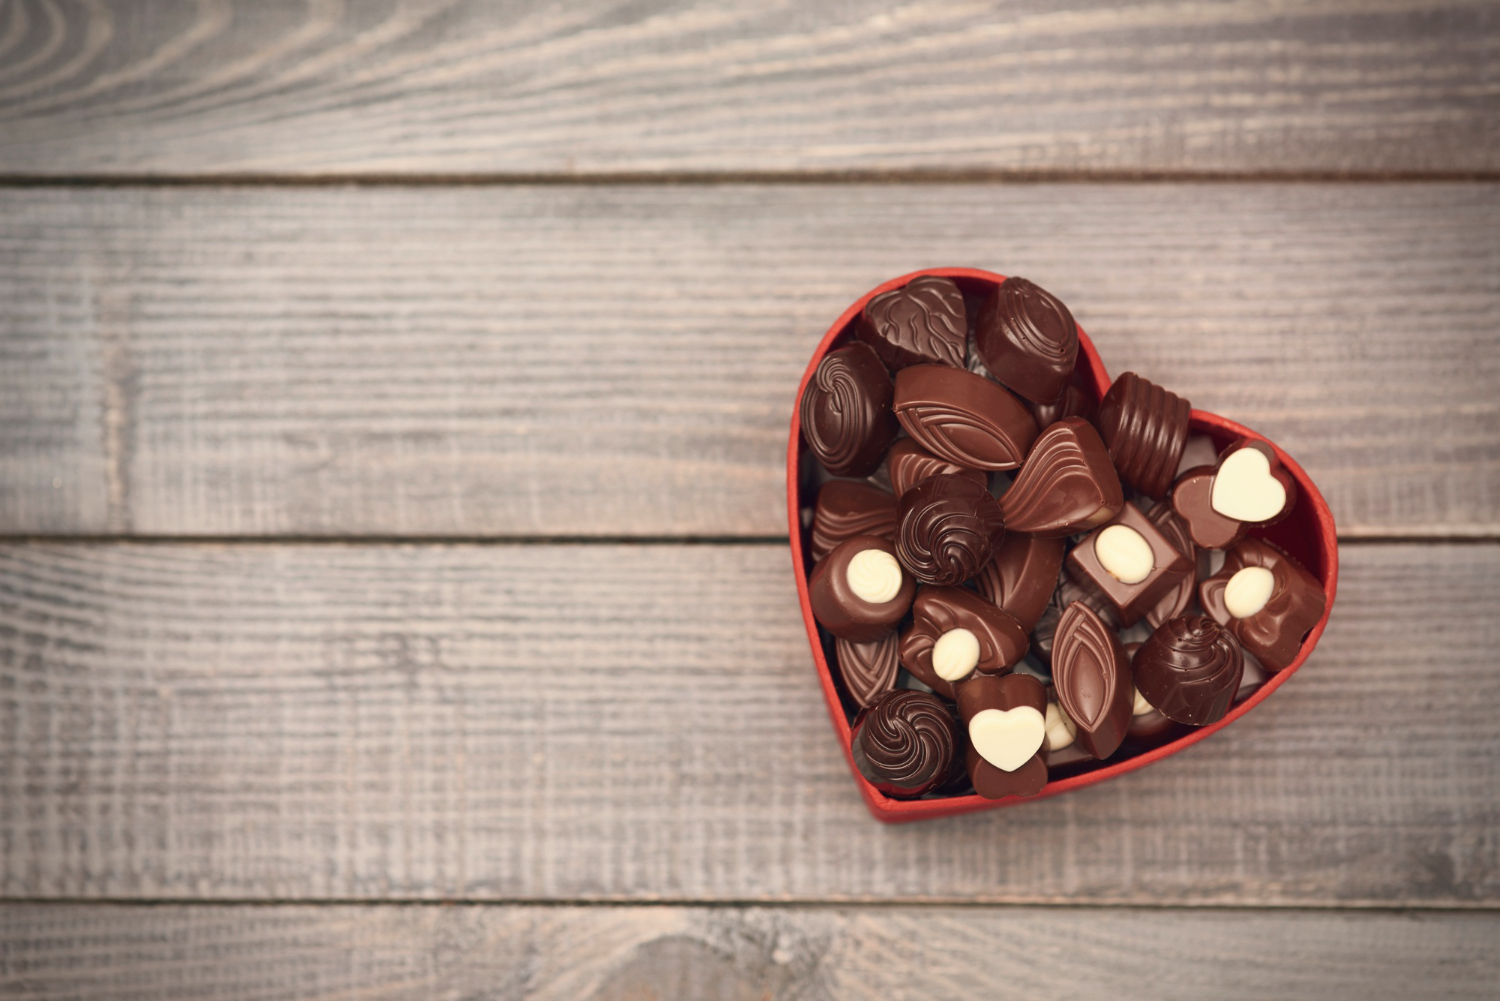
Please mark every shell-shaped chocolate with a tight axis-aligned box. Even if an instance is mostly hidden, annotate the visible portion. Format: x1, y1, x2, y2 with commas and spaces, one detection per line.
835, 632, 900, 708
810, 480, 897, 561
1133, 615, 1244, 726
850, 690, 960, 798
899, 586, 1028, 697
885, 438, 988, 498
893, 365, 1039, 471
858, 275, 968, 371
974, 277, 1080, 405
1096, 372, 1191, 499
1051, 602, 1133, 759
1000, 418, 1123, 537
1143, 499, 1200, 629
800, 342, 899, 477
1199, 538, 1326, 673
974, 533, 1066, 634
895, 473, 1005, 586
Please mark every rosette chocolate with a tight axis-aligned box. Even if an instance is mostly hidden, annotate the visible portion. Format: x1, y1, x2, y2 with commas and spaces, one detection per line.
851, 690, 961, 798
895, 473, 1005, 586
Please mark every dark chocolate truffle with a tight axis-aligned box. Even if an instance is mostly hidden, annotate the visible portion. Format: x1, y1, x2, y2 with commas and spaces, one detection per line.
1133, 615, 1245, 726
895, 473, 1005, 586
850, 690, 960, 798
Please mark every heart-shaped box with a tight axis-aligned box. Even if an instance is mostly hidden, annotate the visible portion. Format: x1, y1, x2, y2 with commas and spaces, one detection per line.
788, 267, 1339, 823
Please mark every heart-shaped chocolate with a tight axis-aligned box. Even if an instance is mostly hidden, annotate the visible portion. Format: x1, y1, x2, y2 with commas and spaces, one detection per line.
791, 268, 1338, 822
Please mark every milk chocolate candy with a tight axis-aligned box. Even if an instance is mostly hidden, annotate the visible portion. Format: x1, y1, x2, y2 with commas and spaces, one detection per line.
1199, 538, 1326, 673
810, 480, 897, 562
1143, 499, 1200, 629
800, 342, 899, 477
1000, 418, 1123, 537
858, 275, 968, 371
1171, 466, 1247, 550
808, 535, 916, 642
1068, 502, 1195, 628
956, 672, 1048, 782
850, 690, 960, 799
1133, 616, 1245, 726
1096, 372, 1191, 498
1042, 688, 1095, 777
966, 741, 1049, 799
975, 533, 1066, 633
899, 586, 1028, 698
884, 438, 988, 499
1031, 570, 1122, 668
895, 473, 1006, 586
1051, 602, 1134, 759
974, 277, 1080, 405
893, 365, 1039, 471
835, 632, 901, 709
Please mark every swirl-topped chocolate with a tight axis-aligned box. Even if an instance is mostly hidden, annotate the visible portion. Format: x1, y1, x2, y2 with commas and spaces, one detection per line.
850, 690, 960, 798
1132, 615, 1245, 726
1000, 417, 1123, 537
1096, 372, 1191, 498
858, 275, 968, 371
974, 276, 1080, 405
893, 365, 1039, 471
799, 342, 899, 477
895, 473, 1005, 586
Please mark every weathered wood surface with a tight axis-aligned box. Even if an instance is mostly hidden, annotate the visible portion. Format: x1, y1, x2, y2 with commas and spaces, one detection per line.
1, 541, 1494, 905
2, 183, 1496, 538
3, 904, 1497, 1001
0, 0, 1496, 177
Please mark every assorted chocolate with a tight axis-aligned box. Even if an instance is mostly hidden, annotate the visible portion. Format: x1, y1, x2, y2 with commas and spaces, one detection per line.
798, 273, 1327, 802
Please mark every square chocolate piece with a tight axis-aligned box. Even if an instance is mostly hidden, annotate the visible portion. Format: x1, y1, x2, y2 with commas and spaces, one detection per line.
1067, 502, 1194, 627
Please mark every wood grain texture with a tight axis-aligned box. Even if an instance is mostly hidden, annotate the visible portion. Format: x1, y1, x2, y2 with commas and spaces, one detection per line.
1, 541, 1496, 905
2, 184, 1496, 538
0, 0, 1496, 177
3, 904, 1498, 1001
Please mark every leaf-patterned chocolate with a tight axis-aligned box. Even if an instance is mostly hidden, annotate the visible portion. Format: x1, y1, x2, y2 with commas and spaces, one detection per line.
810, 480, 897, 561
974, 276, 1080, 405
1000, 417, 1123, 537
858, 275, 968, 371
893, 365, 1039, 471
1051, 602, 1133, 759
835, 632, 900, 708
799, 342, 899, 477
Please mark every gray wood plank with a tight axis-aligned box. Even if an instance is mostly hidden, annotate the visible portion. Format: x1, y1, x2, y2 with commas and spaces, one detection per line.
0, 541, 1495, 905
2, 904, 1498, 1001
0, 0, 1496, 177
2, 184, 1496, 538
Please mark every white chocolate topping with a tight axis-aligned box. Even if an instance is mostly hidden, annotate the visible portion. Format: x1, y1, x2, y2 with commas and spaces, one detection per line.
1131, 685, 1153, 717
1224, 565, 1276, 619
1211, 447, 1287, 523
969, 706, 1046, 773
1094, 524, 1154, 584
846, 548, 904, 604
1043, 701, 1077, 752
931, 628, 981, 681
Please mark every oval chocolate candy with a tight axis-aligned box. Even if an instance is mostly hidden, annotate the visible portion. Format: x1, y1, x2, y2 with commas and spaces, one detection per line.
974, 276, 1080, 405
800, 342, 899, 477
893, 364, 1039, 471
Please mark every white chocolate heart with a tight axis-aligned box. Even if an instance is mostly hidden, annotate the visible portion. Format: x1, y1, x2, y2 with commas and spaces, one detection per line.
1211, 447, 1287, 523
846, 549, 903, 604
969, 706, 1046, 772
1043, 701, 1077, 752
1224, 565, 1276, 618
1094, 524, 1154, 584
932, 627, 981, 681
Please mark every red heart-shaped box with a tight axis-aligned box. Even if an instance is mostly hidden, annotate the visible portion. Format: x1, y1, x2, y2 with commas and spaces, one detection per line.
788, 267, 1339, 823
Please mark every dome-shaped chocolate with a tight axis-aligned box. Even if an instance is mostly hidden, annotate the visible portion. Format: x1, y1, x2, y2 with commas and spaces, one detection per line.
850, 690, 960, 798
974, 276, 1080, 405
799, 342, 898, 477
895, 473, 1005, 586
1132, 615, 1245, 726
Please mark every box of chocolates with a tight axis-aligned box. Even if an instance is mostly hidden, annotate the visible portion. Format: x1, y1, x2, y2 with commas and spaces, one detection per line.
789, 267, 1338, 822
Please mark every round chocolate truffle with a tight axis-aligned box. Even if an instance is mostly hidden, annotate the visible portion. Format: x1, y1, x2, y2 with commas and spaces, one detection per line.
799, 341, 899, 477
895, 473, 1005, 586
1132, 615, 1245, 726
807, 535, 915, 642
850, 690, 960, 799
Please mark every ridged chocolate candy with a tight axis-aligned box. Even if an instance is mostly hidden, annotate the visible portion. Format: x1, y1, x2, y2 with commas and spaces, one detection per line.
835, 632, 900, 709
1133, 616, 1245, 726
895, 473, 1006, 586
1031, 570, 1122, 668
974, 533, 1066, 633
893, 365, 1039, 471
1096, 372, 1191, 498
885, 438, 988, 498
974, 277, 1080, 405
810, 480, 897, 561
1000, 417, 1123, 537
850, 690, 960, 799
800, 342, 899, 477
1052, 602, 1134, 759
1199, 538, 1326, 673
857, 275, 968, 371
898, 586, 1028, 698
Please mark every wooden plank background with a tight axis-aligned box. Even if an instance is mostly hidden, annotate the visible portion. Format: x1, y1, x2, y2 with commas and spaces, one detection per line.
2, 0, 1498, 996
